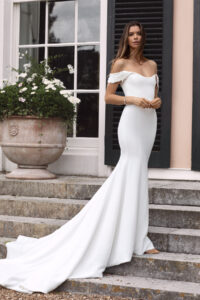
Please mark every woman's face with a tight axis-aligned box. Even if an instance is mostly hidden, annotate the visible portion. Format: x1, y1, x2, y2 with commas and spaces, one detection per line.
127, 25, 142, 50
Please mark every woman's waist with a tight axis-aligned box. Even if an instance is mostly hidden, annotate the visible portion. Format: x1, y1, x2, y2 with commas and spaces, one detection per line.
124, 103, 156, 111
120, 105, 157, 126
124, 93, 154, 101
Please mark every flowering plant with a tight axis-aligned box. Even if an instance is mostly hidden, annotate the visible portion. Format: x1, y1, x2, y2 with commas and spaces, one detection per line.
0, 52, 81, 126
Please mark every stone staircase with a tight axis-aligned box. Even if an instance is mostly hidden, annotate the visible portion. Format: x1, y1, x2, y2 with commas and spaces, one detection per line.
0, 174, 200, 299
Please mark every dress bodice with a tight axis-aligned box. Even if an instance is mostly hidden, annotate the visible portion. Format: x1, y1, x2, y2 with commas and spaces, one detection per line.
107, 71, 159, 101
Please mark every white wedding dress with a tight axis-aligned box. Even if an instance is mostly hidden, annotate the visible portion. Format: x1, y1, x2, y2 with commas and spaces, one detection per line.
0, 70, 159, 294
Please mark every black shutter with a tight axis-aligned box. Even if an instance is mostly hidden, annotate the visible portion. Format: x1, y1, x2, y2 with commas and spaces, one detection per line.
192, 0, 200, 171
105, 0, 173, 167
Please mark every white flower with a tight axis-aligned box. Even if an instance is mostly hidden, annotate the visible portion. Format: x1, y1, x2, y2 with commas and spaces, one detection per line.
46, 65, 53, 74
27, 78, 33, 83
32, 86, 38, 90
18, 82, 23, 87
18, 73, 27, 78
68, 96, 81, 104
19, 97, 26, 102
31, 73, 37, 79
1, 90, 5, 93
31, 91, 35, 95
42, 78, 51, 85
52, 79, 65, 88
24, 63, 31, 72
45, 84, 56, 90
67, 64, 74, 74
62, 94, 69, 98
19, 87, 27, 93
52, 79, 59, 84
60, 90, 71, 96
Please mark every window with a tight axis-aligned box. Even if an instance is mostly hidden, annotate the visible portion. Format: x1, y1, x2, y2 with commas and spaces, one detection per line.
17, 0, 100, 138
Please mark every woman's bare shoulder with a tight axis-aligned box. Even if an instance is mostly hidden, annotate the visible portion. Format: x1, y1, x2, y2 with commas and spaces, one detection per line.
145, 59, 157, 72
110, 58, 127, 73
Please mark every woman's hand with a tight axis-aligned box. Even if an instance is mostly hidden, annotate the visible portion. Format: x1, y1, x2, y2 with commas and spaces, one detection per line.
128, 96, 152, 108
149, 97, 162, 109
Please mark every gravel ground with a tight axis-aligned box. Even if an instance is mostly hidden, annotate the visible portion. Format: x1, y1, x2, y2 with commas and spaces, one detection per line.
0, 287, 142, 300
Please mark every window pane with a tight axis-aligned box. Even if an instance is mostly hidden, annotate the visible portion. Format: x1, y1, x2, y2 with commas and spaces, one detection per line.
67, 119, 73, 137
48, 1, 75, 43
76, 93, 99, 137
77, 45, 99, 89
20, 2, 45, 45
48, 47, 74, 90
19, 48, 45, 71
78, 0, 100, 42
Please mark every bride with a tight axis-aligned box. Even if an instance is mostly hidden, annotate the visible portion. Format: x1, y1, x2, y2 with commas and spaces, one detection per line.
0, 21, 161, 294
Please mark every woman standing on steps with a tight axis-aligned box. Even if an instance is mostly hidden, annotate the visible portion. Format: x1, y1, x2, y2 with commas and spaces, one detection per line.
105, 20, 162, 254
0, 21, 161, 295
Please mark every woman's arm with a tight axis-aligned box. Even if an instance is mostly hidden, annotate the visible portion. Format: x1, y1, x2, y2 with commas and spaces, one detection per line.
150, 61, 162, 109
105, 59, 128, 105
105, 81, 127, 105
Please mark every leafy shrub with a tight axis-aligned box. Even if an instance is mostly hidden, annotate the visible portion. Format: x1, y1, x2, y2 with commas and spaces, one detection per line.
0, 52, 81, 127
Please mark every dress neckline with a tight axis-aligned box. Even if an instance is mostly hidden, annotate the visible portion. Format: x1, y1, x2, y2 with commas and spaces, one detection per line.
110, 70, 157, 78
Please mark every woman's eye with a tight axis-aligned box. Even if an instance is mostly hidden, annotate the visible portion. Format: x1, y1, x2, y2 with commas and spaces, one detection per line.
128, 32, 141, 37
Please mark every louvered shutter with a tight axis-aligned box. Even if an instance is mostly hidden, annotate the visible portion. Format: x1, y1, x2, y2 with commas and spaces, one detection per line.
192, 0, 200, 171
105, 0, 173, 167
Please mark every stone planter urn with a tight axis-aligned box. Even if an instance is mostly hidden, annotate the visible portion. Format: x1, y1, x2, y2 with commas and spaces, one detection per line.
0, 116, 67, 179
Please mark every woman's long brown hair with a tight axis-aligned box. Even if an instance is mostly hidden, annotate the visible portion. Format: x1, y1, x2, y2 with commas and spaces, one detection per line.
111, 21, 147, 69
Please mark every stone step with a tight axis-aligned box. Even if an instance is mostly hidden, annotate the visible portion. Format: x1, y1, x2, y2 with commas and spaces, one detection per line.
0, 216, 200, 254
105, 252, 200, 283
1, 174, 200, 206
55, 274, 200, 300
0, 195, 87, 220
0, 215, 66, 238
149, 226, 200, 254
149, 180, 200, 206
0, 196, 200, 229
0, 236, 199, 284
149, 204, 200, 229
0, 174, 104, 200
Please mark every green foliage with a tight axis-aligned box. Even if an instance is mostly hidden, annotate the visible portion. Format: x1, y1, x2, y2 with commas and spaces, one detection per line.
0, 52, 80, 126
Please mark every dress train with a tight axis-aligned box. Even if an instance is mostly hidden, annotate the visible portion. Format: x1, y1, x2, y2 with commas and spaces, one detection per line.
0, 70, 158, 294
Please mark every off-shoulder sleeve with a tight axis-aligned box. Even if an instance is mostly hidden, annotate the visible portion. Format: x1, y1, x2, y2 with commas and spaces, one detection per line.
155, 74, 159, 92
107, 71, 131, 84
